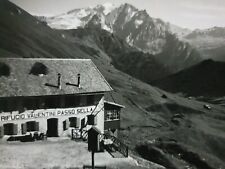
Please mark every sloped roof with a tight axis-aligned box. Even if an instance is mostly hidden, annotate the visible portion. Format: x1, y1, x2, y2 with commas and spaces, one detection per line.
104, 101, 125, 108
0, 58, 112, 98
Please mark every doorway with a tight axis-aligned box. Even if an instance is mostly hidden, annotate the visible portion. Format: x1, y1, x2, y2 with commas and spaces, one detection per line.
47, 118, 58, 137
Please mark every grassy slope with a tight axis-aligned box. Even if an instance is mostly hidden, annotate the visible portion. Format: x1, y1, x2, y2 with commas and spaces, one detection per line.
152, 59, 225, 98
0, 0, 89, 59
57, 28, 170, 82
0, 1, 225, 169
184, 30, 225, 62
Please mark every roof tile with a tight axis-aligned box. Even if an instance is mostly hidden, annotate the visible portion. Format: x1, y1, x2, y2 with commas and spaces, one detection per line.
0, 58, 112, 97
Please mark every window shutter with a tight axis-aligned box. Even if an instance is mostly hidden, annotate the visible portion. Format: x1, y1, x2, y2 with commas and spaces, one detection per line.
94, 116, 97, 125
13, 124, 18, 135
4, 123, 14, 135
3, 124, 9, 135
21, 123, 27, 134
69, 117, 77, 127
63, 120, 70, 131
88, 115, 97, 125
80, 96, 87, 106
81, 118, 86, 128
0, 126, 4, 137
87, 115, 93, 125
63, 120, 66, 131
35, 122, 39, 131
87, 95, 95, 105
66, 119, 69, 129
76, 118, 80, 128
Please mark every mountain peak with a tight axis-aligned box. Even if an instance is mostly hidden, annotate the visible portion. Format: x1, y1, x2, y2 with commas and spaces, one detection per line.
94, 3, 116, 15
185, 26, 225, 39
120, 3, 138, 12
123, 3, 136, 8
36, 2, 201, 72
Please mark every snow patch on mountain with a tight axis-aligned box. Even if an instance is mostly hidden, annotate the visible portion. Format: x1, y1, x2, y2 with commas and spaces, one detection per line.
37, 3, 201, 68
99, 14, 112, 32
102, 3, 116, 15
126, 33, 134, 45
124, 7, 138, 23
135, 19, 143, 28
43, 7, 95, 29
77, 9, 90, 17
130, 11, 137, 18
39, 3, 117, 30
47, 15, 83, 29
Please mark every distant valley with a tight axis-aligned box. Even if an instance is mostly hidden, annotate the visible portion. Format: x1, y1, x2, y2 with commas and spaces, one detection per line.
1, 1, 225, 169
182, 27, 225, 62
153, 59, 225, 98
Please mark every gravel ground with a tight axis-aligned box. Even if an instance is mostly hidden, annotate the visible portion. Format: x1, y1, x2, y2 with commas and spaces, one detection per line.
0, 137, 163, 169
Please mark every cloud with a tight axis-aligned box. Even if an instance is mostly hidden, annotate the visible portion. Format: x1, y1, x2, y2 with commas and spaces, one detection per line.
181, 0, 225, 13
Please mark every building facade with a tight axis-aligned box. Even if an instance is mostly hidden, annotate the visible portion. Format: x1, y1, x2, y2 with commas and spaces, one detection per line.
0, 58, 122, 139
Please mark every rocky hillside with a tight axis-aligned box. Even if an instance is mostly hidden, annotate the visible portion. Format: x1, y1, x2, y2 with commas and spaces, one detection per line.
38, 3, 202, 73
168, 23, 191, 38
153, 59, 225, 97
0, 0, 90, 59
183, 27, 225, 62
1, 1, 225, 169
59, 27, 170, 82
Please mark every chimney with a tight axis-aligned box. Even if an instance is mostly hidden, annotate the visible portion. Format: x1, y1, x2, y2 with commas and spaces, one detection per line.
77, 73, 81, 88
58, 73, 61, 89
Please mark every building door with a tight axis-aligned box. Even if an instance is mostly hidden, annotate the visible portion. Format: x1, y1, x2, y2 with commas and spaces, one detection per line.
47, 118, 58, 137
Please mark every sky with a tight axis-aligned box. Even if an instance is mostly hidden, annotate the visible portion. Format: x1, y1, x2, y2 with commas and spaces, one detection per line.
10, 0, 225, 30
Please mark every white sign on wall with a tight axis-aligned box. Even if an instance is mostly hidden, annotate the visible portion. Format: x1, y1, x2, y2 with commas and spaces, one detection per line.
0, 106, 95, 122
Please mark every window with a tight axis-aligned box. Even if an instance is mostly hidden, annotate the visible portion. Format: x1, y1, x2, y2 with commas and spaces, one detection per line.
63, 121, 66, 131
81, 118, 86, 128
7, 99, 17, 112
26, 121, 39, 132
87, 95, 95, 105
69, 117, 80, 128
21, 123, 27, 134
65, 96, 75, 107
105, 110, 120, 121
0, 99, 21, 112
3, 123, 17, 135
80, 95, 87, 106
63, 119, 69, 131
23, 98, 38, 110
0, 62, 10, 77
0, 99, 7, 112
0, 126, 3, 137
45, 96, 60, 109
30, 62, 48, 76
93, 95, 102, 105
65, 96, 80, 108
87, 115, 97, 125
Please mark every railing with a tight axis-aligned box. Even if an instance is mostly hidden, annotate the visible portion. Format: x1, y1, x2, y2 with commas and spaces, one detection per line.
103, 133, 128, 157
71, 128, 88, 141
83, 165, 106, 169
71, 129, 128, 157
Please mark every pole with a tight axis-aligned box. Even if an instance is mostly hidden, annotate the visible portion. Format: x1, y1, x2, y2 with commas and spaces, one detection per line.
92, 151, 95, 169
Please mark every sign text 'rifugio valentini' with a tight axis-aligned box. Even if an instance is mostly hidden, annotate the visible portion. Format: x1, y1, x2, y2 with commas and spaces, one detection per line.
0, 106, 95, 122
